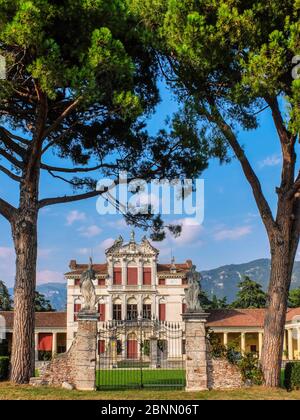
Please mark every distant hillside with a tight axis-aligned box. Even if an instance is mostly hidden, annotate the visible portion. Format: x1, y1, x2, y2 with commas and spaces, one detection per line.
6, 259, 300, 310
9, 282, 67, 311
201, 258, 300, 302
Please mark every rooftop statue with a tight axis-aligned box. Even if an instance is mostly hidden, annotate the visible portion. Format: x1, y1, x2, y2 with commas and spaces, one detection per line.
80, 257, 97, 312
185, 265, 203, 312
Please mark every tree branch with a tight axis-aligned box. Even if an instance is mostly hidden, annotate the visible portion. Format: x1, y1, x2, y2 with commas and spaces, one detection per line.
0, 165, 21, 182
42, 97, 81, 140
204, 99, 277, 239
0, 198, 17, 222
0, 148, 24, 169
0, 127, 27, 157
38, 190, 103, 208
41, 162, 116, 173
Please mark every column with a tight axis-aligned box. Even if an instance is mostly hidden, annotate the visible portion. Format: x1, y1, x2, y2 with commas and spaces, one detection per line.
74, 312, 98, 391
35, 333, 39, 361
241, 333, 246, 355
138, 295, 143, 318
283, 330, 287, 360
183, 311, 209, 391
223, 332, 228, 347
258, 332, 263, 359
122, 295, 126, 320
52, 332, 58, 357
288, 329, 294, 360
107, 257, 113, 287
138, 259, 143, 288
122, 259, 127, 286
297, 328, 300, 360
150, 337, 158, 368
152, 257, 157, 287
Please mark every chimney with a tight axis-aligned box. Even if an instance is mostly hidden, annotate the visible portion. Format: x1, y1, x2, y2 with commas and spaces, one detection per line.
69, 259, 77, 270
186, 259, 193, 268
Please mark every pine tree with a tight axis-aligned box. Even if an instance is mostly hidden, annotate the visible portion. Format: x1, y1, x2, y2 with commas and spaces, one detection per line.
0, 280, 13, 311
232, 277, 267, 309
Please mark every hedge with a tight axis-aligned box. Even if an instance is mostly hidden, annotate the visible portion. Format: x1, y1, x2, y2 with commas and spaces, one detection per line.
284, 362, 300, 391
0, 356, 9, 381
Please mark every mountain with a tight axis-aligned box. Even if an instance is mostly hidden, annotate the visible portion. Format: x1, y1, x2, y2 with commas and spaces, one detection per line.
8, 282, 67, 312
6, 259, 300, 310
37, 283, 67, 311
201, 258, 300, 302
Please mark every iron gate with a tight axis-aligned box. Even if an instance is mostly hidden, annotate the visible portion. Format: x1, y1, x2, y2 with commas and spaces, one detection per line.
96, 318, 186, 390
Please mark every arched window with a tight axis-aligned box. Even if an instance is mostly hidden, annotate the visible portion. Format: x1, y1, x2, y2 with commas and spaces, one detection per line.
113, 298, 122, 321
127, 297, 138, 320
143, 297, 152, 320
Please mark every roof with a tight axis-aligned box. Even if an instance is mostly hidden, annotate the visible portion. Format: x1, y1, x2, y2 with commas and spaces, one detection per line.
0, 312, 67, 329
207, 308, 300, 328
65, 259, 193, 276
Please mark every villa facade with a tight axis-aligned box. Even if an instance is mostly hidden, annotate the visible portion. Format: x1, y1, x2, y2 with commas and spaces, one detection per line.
1, 234, 300, 362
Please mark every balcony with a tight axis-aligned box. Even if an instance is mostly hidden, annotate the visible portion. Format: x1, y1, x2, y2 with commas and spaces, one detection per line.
108, 284, 156, 291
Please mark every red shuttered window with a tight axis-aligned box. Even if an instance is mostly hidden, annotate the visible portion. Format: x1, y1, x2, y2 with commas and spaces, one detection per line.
98, 340, 105, 355
98, 278, 105, 286
159, 303, 166, 321
38, 333, 53, 351
182, 303, 187, 314
127, 267, 138, 285
98, 304, 106, 322
113, 267, 122, 285
159, 278, 166, 286
74, 303, 81, 321
143, 268, 152, 285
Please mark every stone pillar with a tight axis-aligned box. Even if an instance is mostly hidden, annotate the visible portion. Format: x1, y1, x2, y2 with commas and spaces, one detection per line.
223, 332, 228, 347
183, 311, 209, 392
297, 328, 300, 360
74, 312, 98, 391
258, 332, 263, 360
241, 333, 246, 355
52, 332, 58, 357
150, 337, 158, 368
35, 333, 39, 361
288, 329, 294, 360
110, 338, 118, 368
138, 259, 143, 288
283, 330, 287, 360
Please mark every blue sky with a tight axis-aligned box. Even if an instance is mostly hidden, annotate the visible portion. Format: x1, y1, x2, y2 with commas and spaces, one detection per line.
0, 84, 288, 287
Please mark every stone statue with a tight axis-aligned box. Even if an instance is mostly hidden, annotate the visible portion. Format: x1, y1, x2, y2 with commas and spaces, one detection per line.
80, 258, 97, 312
185, 265, 203, 312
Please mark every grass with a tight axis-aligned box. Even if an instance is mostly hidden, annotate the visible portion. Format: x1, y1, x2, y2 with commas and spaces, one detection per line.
1, 382, 300, 400
96, 369, 185, 390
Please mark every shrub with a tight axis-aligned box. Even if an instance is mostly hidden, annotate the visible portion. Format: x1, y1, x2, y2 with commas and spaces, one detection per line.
238, 353, 263, 385
284, 362, 300, 391
0, 356, 9, 380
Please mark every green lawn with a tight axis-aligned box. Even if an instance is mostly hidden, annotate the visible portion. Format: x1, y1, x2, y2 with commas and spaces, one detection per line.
1, 382, 300, 400
96, 369, 185, 390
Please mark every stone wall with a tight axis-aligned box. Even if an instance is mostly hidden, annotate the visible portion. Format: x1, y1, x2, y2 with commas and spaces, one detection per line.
31, 317, 97, 390
207, 358, 244, 390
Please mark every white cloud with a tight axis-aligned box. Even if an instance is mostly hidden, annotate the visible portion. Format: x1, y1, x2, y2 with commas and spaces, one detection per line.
214, 226, 252, 241
97, 238, 115, 251
170, 218, 203, 246
66, 210, 86, 226
259, 154, 281, 168
78, 225, 102, 238
37, 270, 64, 284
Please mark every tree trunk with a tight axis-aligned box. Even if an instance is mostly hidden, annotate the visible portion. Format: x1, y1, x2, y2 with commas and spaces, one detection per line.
261, 243, 293, 387
10, 191, 38, 383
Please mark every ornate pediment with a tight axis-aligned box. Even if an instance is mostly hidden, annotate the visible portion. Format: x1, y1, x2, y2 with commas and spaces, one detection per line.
105, 232, 159, 257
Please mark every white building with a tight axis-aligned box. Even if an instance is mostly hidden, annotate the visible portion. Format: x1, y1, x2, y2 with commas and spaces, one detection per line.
65, 233, 191, 350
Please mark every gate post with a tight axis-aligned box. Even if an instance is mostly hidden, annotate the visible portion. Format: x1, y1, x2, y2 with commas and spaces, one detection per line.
183, 311, 209, 392
150, 336, 158, 368
75, 311, 98, 391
